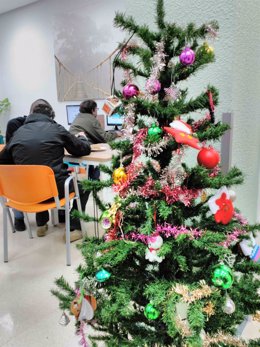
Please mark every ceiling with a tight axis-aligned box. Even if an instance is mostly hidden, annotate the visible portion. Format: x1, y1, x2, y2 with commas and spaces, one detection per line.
0, 0, 39, 15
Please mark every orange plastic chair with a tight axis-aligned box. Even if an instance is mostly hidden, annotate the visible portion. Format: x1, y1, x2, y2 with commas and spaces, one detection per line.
0, 165, 84, 266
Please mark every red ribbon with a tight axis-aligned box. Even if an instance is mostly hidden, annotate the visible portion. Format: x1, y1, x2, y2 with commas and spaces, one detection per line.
148, 247, 160, 252
207, 90, 215, 112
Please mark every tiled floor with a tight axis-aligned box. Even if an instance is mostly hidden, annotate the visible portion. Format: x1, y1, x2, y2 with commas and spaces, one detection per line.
0, 195, 260, 346
0, 194, 105, 347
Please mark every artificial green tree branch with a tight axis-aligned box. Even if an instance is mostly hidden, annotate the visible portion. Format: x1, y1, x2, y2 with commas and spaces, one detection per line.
114, 13, 158, 50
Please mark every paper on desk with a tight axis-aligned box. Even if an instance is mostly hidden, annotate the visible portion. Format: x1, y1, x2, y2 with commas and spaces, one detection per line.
91, 144, 107, 151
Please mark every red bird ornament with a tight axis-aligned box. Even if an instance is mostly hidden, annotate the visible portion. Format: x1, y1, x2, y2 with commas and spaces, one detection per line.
164, 120, 201, 150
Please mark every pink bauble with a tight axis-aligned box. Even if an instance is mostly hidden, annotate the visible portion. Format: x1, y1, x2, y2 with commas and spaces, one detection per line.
122, 84, 139, 99
179, 47, 196, 65
145, 78, 161, 94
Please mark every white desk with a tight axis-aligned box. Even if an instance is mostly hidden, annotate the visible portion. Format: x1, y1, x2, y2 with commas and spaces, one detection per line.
64, 143, 113, 167
64, 143, 115, 238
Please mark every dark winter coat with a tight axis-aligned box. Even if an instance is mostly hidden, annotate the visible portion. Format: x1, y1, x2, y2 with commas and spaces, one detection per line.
69, 112, 117, 144
5, 116, 27, 143
0, 113, 91, 189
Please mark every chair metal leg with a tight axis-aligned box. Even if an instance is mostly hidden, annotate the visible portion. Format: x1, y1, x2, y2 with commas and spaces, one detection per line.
3, 206, 8, 262
92, 190, 99, 238
72, 175, 86, 234
64, 177, 72, 266
6, 208, 15, 233
24, 213, 33, 239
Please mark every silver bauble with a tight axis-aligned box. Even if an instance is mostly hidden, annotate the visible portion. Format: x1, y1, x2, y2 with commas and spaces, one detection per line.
59, 311, 70, 326
223, 296, 236, 314
229, 190, 236, 202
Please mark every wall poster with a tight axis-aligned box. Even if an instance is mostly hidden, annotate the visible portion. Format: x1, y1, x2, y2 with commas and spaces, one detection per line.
52, 0, 127, 101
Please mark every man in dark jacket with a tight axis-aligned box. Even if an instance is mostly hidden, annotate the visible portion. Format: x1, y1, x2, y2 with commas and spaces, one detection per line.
4, 99, 53, 231
5, 99, 52, 143
5, 116, 27, 143
0, 102, 91, 241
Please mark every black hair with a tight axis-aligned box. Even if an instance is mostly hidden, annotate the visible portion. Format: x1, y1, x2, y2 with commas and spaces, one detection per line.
32, 104, 55, 119
79, 100, 97, 114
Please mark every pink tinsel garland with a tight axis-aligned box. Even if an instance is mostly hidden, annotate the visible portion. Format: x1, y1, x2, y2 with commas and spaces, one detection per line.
125, 224, 204, 244
220, 228, 247, 248
233, 211, 248, 225
192, 113, 211, 132
133, 128, 147, 160
124, 223, 247, 250
137, 177, 160, 198
77, 321, 89, 347
209, 166, 221, 177
161, 185, 201, 206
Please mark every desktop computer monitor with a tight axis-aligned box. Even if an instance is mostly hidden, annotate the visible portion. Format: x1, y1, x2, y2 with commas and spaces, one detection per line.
106, 113, 124, 130
66, 105, 80, 125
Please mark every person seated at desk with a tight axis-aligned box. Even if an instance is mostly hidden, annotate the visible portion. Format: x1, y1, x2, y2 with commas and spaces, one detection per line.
0, 101, 91, 242
69, 99, 122, 144
4, 99, 53, 232
69, 99, 122, 180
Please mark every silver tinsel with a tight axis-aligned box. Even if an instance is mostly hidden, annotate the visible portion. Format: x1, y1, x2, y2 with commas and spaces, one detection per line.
154, 42, 166, 68
141, 137, 169, 157
149, 41, 166, 79
123, 102, 136, 139
135, 114, 158, 128
205, 22, 218, 40
222, 254, 236, 268
160, 151, 186, 187
164, 84, 181, 101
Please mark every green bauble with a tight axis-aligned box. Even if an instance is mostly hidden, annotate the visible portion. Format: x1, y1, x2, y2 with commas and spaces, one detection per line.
95, 269, 111, 282
144, 303, 160, 320
147, 124, 162, 142
212, 264, 233, 289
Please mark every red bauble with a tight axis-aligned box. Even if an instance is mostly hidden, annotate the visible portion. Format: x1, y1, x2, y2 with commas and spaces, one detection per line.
197, 147, 220, 169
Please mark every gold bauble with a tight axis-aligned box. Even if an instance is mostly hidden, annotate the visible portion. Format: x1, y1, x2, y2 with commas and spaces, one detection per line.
204, 42, 214, 54
112, 167, 127, 184
201, 190, 208, 203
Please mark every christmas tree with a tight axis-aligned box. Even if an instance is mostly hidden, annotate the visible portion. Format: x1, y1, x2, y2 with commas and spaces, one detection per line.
52, 1, 260, 346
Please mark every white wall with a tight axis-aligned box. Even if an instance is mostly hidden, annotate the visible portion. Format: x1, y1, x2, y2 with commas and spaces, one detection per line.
0, 0, 259, 222
0, 1, 57, 126
231, 1, 260, 223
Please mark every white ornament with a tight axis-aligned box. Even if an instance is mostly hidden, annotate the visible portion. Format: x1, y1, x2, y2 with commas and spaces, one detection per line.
229, 189, 236, 201
223, 295, 236, 314
78, 298, 94, 321
239, 232, 256, 256
145, 235, 164, 263
169, 120, 192, 134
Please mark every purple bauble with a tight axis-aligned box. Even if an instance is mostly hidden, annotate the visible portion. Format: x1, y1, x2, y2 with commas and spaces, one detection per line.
122, 84, 139, 99
145, 78, 161, 94
179, 47, 196, 65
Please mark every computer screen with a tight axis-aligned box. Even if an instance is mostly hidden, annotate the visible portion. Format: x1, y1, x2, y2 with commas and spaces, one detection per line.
66, 105, 80, 125
106, 113, 124, 130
